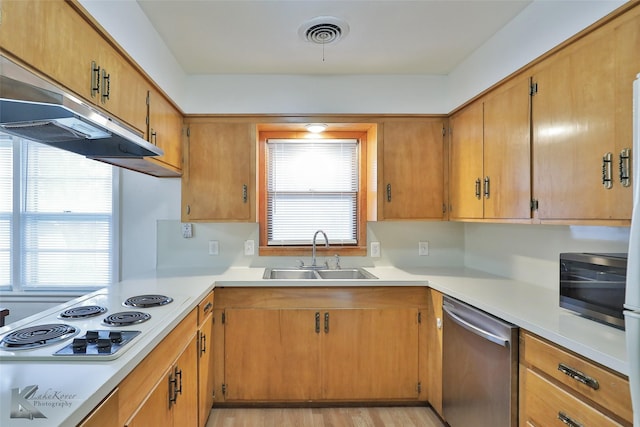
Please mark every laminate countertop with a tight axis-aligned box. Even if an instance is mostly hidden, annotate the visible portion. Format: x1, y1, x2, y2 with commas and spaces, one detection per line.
0, 266, 628, 426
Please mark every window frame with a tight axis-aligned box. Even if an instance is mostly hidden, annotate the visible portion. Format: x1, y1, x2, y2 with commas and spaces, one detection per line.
258, 130, 368, 257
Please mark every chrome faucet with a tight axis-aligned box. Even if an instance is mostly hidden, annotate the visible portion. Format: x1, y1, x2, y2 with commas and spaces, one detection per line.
311, 230, 329, 268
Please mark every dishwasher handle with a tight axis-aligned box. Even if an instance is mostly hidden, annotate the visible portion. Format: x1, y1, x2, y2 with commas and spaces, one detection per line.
443, 305, 510, 348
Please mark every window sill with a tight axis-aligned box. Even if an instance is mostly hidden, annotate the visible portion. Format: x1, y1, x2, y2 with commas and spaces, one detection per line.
259, 245, 367, 257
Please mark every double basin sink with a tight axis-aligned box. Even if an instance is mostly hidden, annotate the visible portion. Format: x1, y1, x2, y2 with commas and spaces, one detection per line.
263, 267, 377, 280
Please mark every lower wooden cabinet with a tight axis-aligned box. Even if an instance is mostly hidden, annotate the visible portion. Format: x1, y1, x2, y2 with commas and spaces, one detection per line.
197, 292, 216, 427
78, 388, 119, 427
216, 287, 427, 403
519, 331, 632, 427
426, 289, 444, 417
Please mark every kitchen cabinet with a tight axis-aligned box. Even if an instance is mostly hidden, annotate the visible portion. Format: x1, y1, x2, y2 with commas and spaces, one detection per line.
519, 331, 632, 426
217, 287, 426, 403
126, 334, 198, 427
182, 121, 256, 221
197, 292, 215, 427
146, 88, 184, 175
531, 6, 640, 223
379, 119, 446, 220
449, 75, 531, 221
426, 289, 444, 418
0, 0, 148, 135
118, 308, 198, 427
78, 388, 119, 427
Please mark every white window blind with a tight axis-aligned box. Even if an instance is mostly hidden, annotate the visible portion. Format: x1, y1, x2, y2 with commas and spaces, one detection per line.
266, 139, 359, 245
0, 136, 12, 287
21, 141, 113, 288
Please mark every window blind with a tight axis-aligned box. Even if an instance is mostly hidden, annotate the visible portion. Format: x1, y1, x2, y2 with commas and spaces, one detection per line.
22, 141, 113, 288
0, 137, 12, 287
266, 139, 359, 245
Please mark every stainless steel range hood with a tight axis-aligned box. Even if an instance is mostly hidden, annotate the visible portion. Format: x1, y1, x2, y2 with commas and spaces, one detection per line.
0, 55, 163, 160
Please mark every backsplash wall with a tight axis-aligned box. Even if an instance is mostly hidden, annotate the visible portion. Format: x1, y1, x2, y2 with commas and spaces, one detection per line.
156, 220, 466, 270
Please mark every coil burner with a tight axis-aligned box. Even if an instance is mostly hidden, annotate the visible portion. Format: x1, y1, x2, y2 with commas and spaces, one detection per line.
124, 294, 173, 308
59, 305, 108, 319
0, 324, 79, 350
103, 311, 151, 327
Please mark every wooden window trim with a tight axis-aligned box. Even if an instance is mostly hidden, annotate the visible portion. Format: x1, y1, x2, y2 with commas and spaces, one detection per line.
258, 130, 368, 257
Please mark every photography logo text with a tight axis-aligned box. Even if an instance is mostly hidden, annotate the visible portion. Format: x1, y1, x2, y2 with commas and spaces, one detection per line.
11, 384, 77, 420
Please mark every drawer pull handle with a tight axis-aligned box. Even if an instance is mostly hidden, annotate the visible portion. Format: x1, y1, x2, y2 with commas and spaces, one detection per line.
203, 301, 213, 314
558, 411, 583, 427
558, 363, 600, 390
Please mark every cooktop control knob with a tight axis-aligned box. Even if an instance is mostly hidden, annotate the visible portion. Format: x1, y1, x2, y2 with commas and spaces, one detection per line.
96, 338, 112, 353
86, 330, 99, 343
72, 338, 87, 353
109, 331, 123, 343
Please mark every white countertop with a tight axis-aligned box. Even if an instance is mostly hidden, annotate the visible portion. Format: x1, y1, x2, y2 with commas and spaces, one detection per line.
0, 266, 629, 426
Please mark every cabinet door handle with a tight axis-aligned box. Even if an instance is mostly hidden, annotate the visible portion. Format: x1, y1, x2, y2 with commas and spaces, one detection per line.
557, 412, 583, 427
386, 183, 392, 202
174, 367, 183, 395
150, 129, 157, 145
602, 152, 613, 189
475, 178, 481, 199
90, 61, 100, 98
324, 312, 330, 333
200, 332, 207, 356
315, 312, 321, 333
242, 184, 248, 203
557, 363, 600, 390
168, 373, 178, 406
620, 148, 631, 187
203, 301, 213, 314
483, 176, 490, 199
100, 69, 111, 103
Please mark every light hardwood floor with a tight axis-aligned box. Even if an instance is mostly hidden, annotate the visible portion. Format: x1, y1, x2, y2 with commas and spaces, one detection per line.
205, 406, 446, 427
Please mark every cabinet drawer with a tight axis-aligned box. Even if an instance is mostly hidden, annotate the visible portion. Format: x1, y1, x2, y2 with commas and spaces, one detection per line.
524, 368, 624, 427
198, 292, 214, 326
522, 332, 631, 423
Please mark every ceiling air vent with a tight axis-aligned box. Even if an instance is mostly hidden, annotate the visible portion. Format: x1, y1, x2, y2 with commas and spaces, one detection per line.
299, 16, 350, 45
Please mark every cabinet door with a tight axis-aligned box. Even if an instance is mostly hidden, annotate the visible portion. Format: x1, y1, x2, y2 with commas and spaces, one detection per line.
426, 290, 444, 417
79, 388, 119, 427
381, 120, 445, 220
483, 75, 531, 219
182, 122, 255, 221
532, 26, 624, 221
149, 89, 184, 172
198, 314, 215, 427
322, 308, 420, 400
125, 370, 173, 427
449, 102, 484, 219
172, 335, 198, 427
223, 309, 320, 401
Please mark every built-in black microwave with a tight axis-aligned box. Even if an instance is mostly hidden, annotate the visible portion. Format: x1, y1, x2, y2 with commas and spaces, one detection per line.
560, 253, 627, 330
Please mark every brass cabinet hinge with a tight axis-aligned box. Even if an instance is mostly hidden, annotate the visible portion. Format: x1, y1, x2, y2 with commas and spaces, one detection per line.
530, 82, 538, 96
417, 312, 422, 324
442, 126, 446, 136
221, 384, 227, 395
417, 382, 422, 393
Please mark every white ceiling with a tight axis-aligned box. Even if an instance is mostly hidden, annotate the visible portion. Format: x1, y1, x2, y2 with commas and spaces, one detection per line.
136, 0, 532, 76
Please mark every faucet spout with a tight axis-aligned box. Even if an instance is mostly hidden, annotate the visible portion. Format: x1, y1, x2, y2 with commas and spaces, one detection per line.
312, 230, 329, 267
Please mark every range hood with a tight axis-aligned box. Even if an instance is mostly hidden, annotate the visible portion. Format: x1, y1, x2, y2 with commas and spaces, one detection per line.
0, 55, 164, 160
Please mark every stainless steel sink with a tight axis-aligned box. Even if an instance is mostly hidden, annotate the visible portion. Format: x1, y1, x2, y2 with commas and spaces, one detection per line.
316, 268, 377, 280
263, 267, 377, 280
263, 269, 319, 279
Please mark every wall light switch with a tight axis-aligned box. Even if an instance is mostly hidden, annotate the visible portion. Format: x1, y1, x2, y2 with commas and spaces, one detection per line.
418, 241, 429, 256
370, 241, 381, 258
181, 223, 193, 238
244, 240, 255, 256
208, 240, 219, 255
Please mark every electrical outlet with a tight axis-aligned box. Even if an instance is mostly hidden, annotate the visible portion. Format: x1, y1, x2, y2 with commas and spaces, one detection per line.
418, 241, 429, 256
181, 223, 193, 238
370, 241, 381, 258
208, 240, 219, 255
244, 240, 255, 256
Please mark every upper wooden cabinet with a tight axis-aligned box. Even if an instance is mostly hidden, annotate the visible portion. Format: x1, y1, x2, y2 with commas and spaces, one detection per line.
182, 121, 256, 222
449, 76, 531, 221
531, 6, 639, 223
146, 88, 183, 174
379, 119, 446, 220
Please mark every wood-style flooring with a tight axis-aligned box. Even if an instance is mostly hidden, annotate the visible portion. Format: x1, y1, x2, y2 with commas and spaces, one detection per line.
205, 406, 446, 427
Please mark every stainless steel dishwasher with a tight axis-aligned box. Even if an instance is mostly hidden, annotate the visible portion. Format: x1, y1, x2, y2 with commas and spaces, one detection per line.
442, 296, 519, 427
